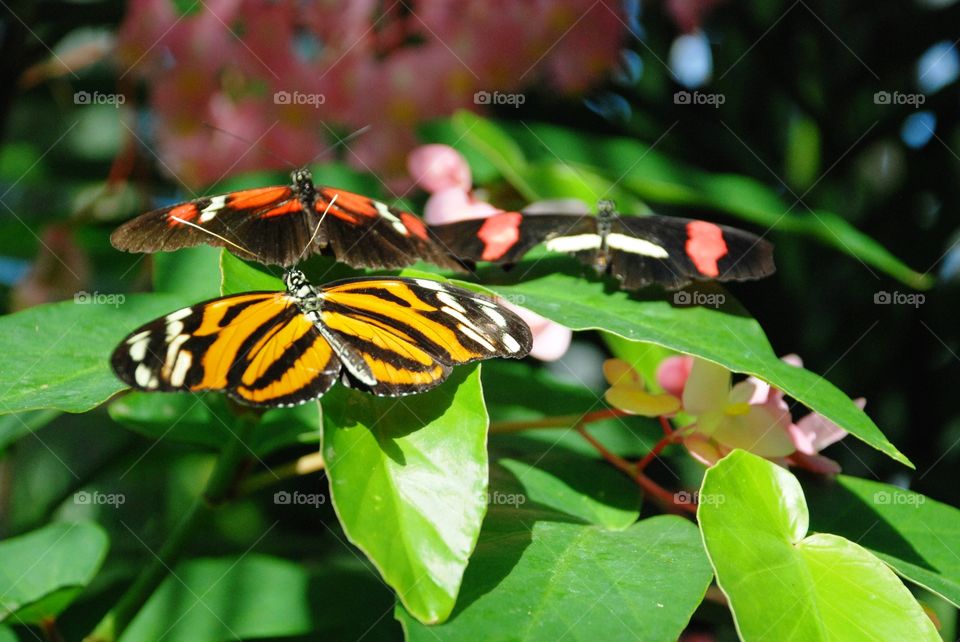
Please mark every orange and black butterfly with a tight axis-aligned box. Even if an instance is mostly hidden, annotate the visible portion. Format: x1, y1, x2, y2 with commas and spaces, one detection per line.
430, 200, 775, 291
111, 270, 532, 407
111, 168, 460, 270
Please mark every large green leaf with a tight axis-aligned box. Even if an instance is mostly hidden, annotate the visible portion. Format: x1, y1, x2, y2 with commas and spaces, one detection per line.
0, 522, 108, 624
499, 455, 641, 530
452, 112, 929, 289
805, 475, 960, 608
462, 270, 908, 466
108, 391, 320, 456
121, 554, 397, 641
152, 246, 222, 299
0, 293, 191, 414
398, 467, 712, 641
699, 450, 938, 641
322, 365, 489, 624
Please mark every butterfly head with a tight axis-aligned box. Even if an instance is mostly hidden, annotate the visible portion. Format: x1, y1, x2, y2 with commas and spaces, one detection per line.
597, 200, 617, 220
283, 269, 314, 299
291, 167, 315, 194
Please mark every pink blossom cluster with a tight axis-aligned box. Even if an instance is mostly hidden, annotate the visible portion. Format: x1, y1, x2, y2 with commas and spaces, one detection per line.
118, 0, 626, 187
605, 354, 856, 473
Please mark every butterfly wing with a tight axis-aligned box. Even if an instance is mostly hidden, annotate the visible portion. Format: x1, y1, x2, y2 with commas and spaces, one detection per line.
111, 186, 321, 267
111, 292, 341, 407
317, 277, 533, 396
608, 216, 775, 290
313, 187, 462, 270
429, 212, 598, 265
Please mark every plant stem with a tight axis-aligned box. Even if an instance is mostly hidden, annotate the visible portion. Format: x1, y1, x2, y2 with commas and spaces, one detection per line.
575, 425, 695, 516
84, 416, 255, 642
238, 451, 326, 496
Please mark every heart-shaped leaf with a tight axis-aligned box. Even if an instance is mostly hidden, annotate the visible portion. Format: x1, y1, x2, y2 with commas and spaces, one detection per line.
322, 365, 488, 624
699, 450, 938, 641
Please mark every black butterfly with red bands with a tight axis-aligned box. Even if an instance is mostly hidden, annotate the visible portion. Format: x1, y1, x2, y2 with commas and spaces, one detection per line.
430, 200, 775, 290
111, 168, 461, 270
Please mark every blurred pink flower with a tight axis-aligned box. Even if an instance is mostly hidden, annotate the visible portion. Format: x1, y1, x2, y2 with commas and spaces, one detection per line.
409, 144, 571, 361
117, 0, 626, 188
652, 353, 854, 472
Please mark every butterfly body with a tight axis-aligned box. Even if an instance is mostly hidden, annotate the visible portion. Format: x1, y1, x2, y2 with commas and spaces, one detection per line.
111, 169, 460, 270
112, 272, 532, 407
431, 201, 775, 290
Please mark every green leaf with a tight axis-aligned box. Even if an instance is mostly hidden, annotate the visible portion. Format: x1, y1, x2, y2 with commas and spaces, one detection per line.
121, 554, 397, 641
805, 475, 960, 608
785, 113, 821, 191
219, 250, 284, 294
398, 473, 712, 642
470, 272, 909, 466
322, 365, 488, 624
699, 450, 939, 641
0, 293, 191, 414
0, 409, 60, 452
499, 455, 640, 530
451, 111, 535, 199
108, 391, 319, 455
152, 246, 222, 299
0, 522, 108, 624
0, 625, 18, 642
518, 162, 643, 212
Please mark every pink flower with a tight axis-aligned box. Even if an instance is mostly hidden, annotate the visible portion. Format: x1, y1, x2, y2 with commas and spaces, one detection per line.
656, 355, 694, 398
409, 144, 572, 361
653, 353, 853, 472
117, 1, 627, 187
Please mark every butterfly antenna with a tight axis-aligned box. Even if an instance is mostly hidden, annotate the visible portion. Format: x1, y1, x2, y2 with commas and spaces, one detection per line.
201, 121, 297, 169
294, 193, 338, 265
169, 215, 258, 259
305, 124, 372, 167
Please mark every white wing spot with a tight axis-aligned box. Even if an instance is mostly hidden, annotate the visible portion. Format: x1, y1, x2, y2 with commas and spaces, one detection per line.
502, 333, 522, 354
127, 330, 151, 344
437, 292, 466, 313
128, 337, 150, 362
458, 325, 496, 352
545, 234, 603, 253
373, 200, 409, 235
606, 233, 669, 258
482, 306, 508, 328
415, 279, 443, 291
199, 194, 229, 223
169, 351, 193, 387
135, 363, 156, 388
163, 334, 191, 376
166, 308, 192, 322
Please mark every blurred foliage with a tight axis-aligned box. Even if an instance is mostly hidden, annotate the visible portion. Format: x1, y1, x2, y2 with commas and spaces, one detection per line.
1, 0, 959, 640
